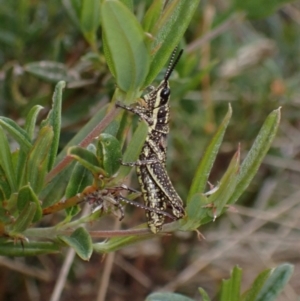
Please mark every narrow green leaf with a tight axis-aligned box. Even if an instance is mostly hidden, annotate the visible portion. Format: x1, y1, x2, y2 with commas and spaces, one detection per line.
142, 0, 164, 32
24, 105, 44, 139
16, 151, 26, 189
68, 146, 105, 175
122, 121, 148, 163
59, 227, 93, 260
24, 61, 73, 83
0, 117, 32, 152
41, 163, 75, 208
65, 162, 93, 217
242, 269, 272, 301
17, 185, 42, 223
4, 193, 18, 217
0, 171, 11, 201
65, 159, 94, 199
0, 241, 60, 256
228, 107, 281, 205
198, 288, 212, 301
102, 33, 116, 79
80, 0, 100, 45
93, 233, 152, 253
207, 147, 240, 219
16, 105, 44, 187
0, 126, 17, 192
146, 292, 195, 301
179, 193, 209, 231
10, 202, 36, 234
188, 104, 232, 201
220, 266, 242, 301
41, 81, 65, 170
144, 0, 200, 86
101, 0, 150, 92
255, 264, 293, 301
112, 121, 148, 183
97, 133, 122, 177
25, 126, 54, 194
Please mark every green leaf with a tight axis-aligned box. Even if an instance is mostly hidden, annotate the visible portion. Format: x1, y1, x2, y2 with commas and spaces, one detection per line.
68, 146, 105, 175
16, 105, 43, 187
113, 121, 148, 183
0, 169, 11, 201
179, 193, 209, 231
188, 104, 232, 201
59, 227, 93, 260
24, 62, 73, 83
0, 126, 17, 192
198, 288, 211, 301
65, 144, 95, 215
206, 147, 240, 219
41, 81, 65, 170
101, 0, 150, 92
65, 162, 94, 199
255, 264, 293, 301
24, 126, 54, 194
242, 269, 272, 301
10, 202, 36, 234
228, 107, 281, 205
0, 241, 60, 256
24, 105, 44, 139
17, 185, 42, 223
144, 0, 200, 86
65, 162, 93, 217
142, 0, 164, 33
0, 117, 32, 152
97, 133, 122, 177
80, 0, 100, 45
146, 292, 195, 301
220, 266, 242, 301
41, 163, 75, 208
93, 233, 152, 253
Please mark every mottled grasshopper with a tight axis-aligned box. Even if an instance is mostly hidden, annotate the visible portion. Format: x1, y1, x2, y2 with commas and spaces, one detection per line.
117, 49, 185, 233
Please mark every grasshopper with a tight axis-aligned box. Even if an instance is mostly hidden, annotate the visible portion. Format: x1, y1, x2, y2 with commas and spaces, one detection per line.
117, 49, 185, 233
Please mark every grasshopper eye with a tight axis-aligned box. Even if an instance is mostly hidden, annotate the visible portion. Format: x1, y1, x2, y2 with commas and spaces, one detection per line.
160, 88, 170, 102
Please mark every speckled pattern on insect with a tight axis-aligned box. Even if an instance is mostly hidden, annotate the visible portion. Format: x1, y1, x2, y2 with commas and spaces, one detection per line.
117, 49, 185, 233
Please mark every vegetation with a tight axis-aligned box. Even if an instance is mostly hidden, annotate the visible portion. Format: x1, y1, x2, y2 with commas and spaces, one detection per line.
0, 0, 299, 300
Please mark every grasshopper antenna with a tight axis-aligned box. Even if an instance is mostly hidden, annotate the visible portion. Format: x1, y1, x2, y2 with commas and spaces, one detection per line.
164, 48, 184, 81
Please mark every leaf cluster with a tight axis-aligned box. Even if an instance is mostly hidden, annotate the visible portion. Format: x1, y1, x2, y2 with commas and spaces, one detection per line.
146, 264, 294, 301
0, 0, 281, 261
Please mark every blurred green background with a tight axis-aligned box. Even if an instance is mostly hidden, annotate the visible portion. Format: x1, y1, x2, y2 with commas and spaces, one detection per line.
1, 0, 300, 300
